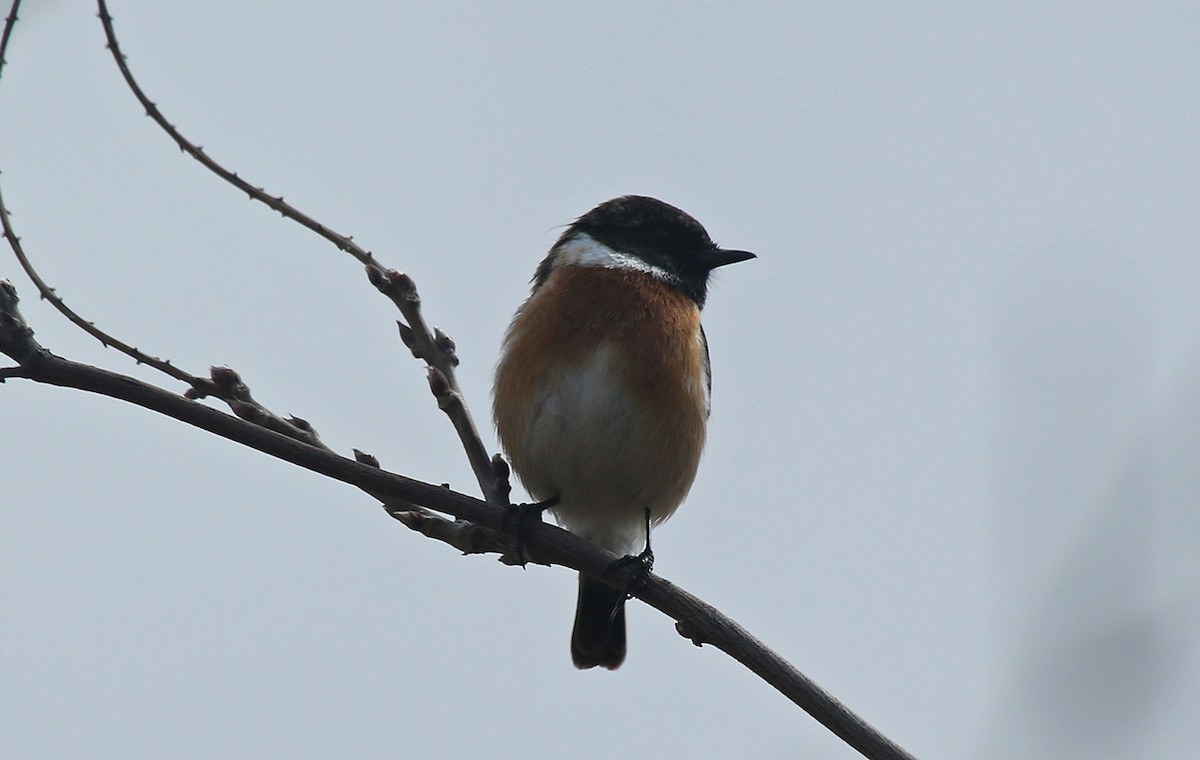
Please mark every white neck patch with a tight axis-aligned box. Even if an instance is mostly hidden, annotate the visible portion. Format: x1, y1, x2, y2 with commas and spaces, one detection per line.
552, 233, 672, 281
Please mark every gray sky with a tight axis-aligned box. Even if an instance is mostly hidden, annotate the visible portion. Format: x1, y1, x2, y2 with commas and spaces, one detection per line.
4, 2, 1200, 758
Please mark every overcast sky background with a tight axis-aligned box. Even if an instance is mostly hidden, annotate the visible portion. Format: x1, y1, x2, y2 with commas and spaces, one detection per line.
3, 2, 1200, 758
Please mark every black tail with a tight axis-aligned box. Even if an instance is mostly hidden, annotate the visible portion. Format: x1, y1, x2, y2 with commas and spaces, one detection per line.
571, 574, 626, 670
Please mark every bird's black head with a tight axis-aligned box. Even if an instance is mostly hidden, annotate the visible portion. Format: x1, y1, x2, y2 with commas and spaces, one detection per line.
537, 195, 755, 307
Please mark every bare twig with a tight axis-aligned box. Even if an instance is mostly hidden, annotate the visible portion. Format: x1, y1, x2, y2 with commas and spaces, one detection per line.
0, 181, 323, 446
0, 280, 917, 760
93, 0, 506, 509
1, 0, 21, 73
2, 8, 217, 392
0, 2, 205, 400
0, 183, 214, 393
355, 446, 515, 557
390, 508, 523, 560
95, 0, 378, 269
0, 3, 354, 451
204, 365, 328, 447
3, 7, 919, 758
369, 266, 506, 508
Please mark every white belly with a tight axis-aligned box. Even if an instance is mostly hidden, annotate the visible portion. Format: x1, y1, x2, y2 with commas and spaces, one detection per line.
515, 343, 704, 555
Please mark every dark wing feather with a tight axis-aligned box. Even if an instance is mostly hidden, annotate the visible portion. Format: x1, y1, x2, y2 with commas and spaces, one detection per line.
700, 324, 712, 418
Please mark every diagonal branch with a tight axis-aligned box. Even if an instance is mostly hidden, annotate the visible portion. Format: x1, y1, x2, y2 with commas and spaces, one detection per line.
0, 0, 428, 455
4, 6, 918, 758
1, 0, 21, 75
0, 0, 219, 397
0, 176, 325, 447
369, 266, 506, 508
95, 0, 378, 269
0, 179, 223, 397
5, 1, 315, 441
93, 0, 505, 508
0, 280, 918, 760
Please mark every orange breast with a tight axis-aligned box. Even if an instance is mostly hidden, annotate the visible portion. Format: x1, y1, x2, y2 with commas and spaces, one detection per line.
493, 266, 709, 552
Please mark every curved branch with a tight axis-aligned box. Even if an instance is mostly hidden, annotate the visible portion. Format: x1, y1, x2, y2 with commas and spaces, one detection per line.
95, 0, 378, 269
1, 0, 21, 72
0, 281, 917, 760
369, 266, 506, 508
0, 1, 218, 397
1, 1, 383, 449
4, 6, 918, 758
0, 180, 222, 396
93, 1, 505, 509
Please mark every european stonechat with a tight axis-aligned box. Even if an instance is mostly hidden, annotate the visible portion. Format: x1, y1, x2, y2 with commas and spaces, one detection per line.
493, 195, 754, 669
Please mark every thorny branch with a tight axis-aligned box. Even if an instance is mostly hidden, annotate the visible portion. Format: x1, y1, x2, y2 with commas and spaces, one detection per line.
0, 4, 919, 760
1, 279, 914, 760
367, 266, 507, 508
94, 1, 377, 270
94, 0, 506, 510
0, 169, 220, 398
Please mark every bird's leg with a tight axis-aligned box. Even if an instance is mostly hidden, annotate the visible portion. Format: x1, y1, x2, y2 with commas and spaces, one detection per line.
604, 508, 655, 619
636, 505, 654, 566
502, 494, 559, 565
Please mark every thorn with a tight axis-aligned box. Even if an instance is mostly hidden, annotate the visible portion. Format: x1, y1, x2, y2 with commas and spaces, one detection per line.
675, 620, 706, 647
210, 366, 249, 399
492, 454, 513, 504
388, 270, 416, 295
426, 366, 451, 397
491, 453, 510, 481
353, 449, 380, 467
433, 327, 458, 366
229, 399, 263, 423
366, 264, 387, 289
391, 510, 422, 529
210, 365, 240, 385
396, 321, 415, 349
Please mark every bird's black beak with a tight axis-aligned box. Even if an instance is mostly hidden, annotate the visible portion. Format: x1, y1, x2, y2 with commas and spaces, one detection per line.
700, 248, 756, 270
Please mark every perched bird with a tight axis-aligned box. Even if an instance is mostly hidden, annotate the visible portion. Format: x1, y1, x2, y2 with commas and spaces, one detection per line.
493, 195, 754, 669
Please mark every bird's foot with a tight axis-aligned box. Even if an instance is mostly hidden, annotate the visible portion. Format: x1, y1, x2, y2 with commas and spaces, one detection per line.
606, 545, 655, 605
501, 494, 559, 565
